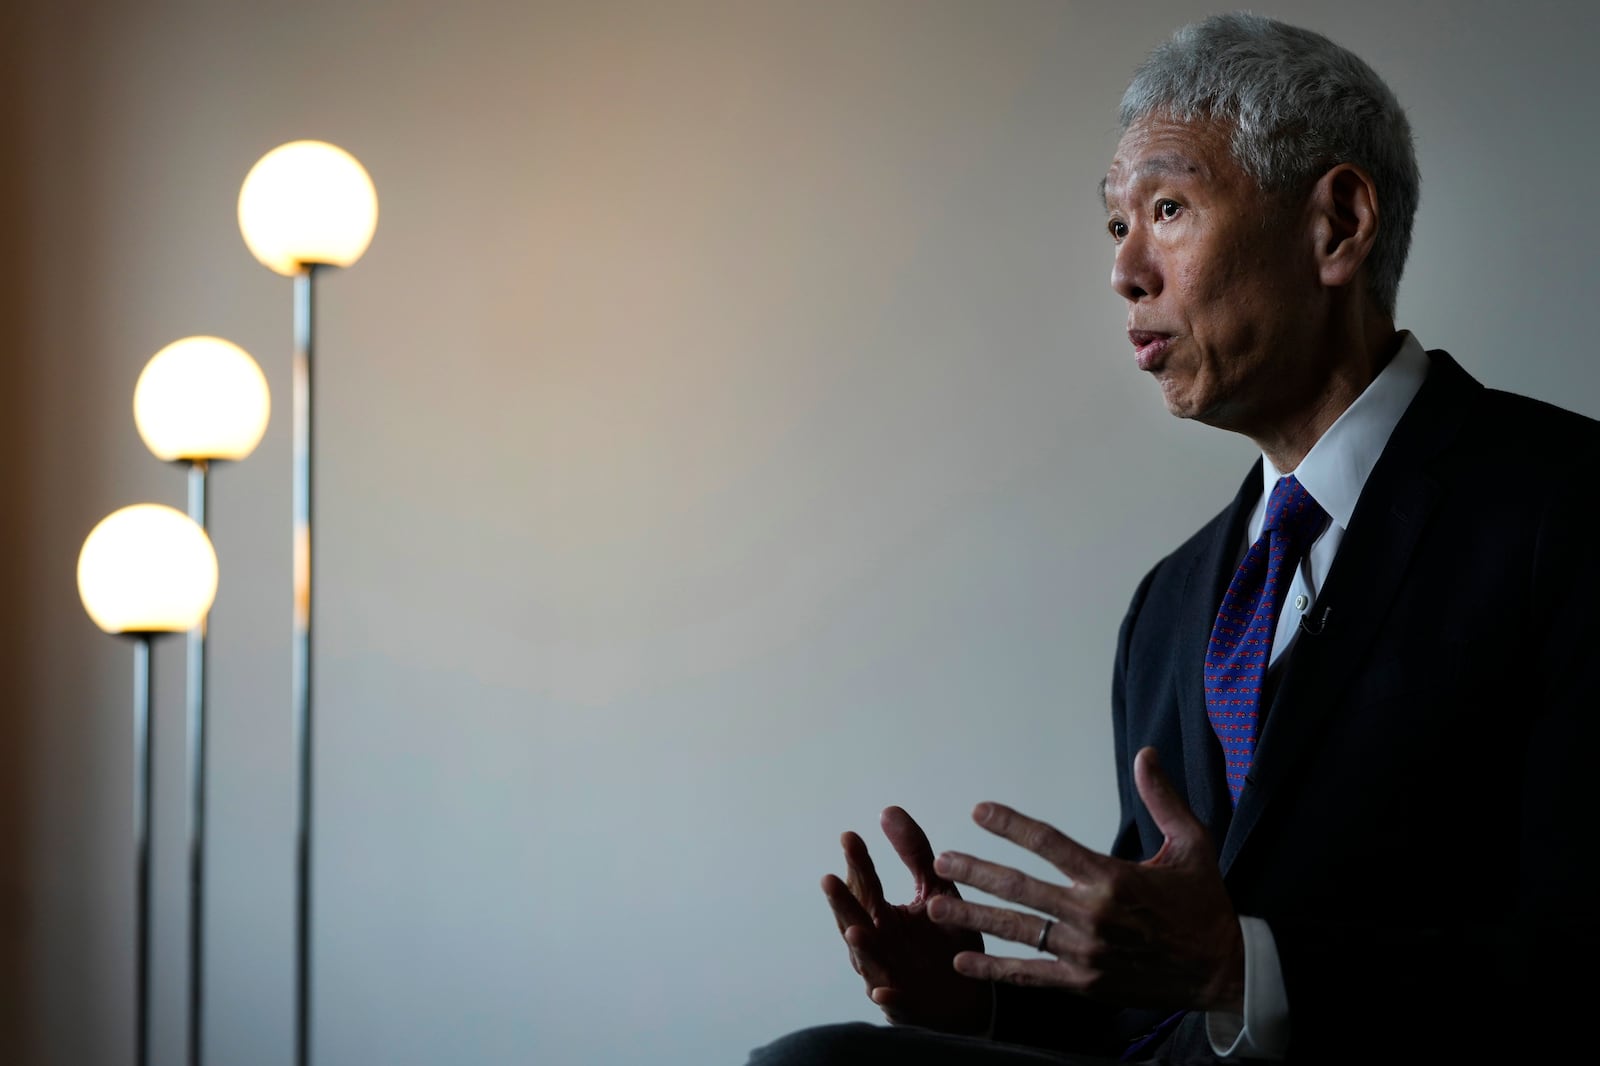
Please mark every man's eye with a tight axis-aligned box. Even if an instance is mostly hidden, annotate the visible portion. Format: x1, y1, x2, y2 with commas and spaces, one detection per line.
1108, 219, 1128, 241
1156, 199, 1181, 221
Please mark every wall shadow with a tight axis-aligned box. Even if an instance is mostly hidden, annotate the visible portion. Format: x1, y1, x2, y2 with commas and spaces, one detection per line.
0, 3, 36, 1060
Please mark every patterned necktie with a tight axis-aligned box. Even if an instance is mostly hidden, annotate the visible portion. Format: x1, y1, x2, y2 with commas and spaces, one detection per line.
1205, 475, 1329, 805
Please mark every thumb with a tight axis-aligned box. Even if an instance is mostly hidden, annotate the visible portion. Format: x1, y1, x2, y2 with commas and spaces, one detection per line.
1133, 746, 1207, 863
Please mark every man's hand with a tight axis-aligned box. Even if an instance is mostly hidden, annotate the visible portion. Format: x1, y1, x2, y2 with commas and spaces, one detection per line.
925, 747, 1245, 1013
822, 806, 992, 1033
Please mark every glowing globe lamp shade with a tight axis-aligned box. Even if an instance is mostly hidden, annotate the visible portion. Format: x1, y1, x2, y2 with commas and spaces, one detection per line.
133, 336, 271, 462
238, 140, 378, 276
77, 504, 219, 634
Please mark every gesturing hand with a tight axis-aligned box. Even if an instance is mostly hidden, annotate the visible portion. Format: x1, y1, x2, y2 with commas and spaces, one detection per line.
822, 806, 992, 1034
926, 747, 1245, 1013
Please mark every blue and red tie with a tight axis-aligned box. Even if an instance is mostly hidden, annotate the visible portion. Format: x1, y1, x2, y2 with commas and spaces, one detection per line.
1204, 475, 1329, 806
1116, 479, 1324, 1060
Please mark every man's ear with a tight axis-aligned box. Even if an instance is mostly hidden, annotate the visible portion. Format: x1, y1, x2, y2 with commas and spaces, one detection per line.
1309, 163, 1380, 290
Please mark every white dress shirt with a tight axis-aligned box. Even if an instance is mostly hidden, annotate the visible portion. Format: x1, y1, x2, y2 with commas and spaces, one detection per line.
1205, 332, 1430, 1059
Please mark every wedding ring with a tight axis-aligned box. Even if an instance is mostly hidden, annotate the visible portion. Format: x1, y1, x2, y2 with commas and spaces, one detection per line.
1036, 918, 1055, 952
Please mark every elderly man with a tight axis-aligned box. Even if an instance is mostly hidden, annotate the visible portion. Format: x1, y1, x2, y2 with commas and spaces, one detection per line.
749, 12, 1598, 1065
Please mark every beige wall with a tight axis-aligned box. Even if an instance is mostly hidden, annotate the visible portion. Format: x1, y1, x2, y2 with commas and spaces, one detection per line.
5, 1, 1597, 1063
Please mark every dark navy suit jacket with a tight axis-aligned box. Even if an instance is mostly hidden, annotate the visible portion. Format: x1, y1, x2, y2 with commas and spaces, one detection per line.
995, 350, 1600, 1062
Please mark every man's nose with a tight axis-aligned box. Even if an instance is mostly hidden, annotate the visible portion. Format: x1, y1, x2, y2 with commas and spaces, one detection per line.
1111, 229, 1159, 302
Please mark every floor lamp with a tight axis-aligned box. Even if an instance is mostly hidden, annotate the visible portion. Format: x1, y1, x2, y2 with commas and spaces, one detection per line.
238, 140, 378, 1066
77, 504, 219, 1066
132, 336, 271, 1066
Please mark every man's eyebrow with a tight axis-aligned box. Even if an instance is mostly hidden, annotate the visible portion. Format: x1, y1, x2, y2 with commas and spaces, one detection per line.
1099, 153, 1207, 210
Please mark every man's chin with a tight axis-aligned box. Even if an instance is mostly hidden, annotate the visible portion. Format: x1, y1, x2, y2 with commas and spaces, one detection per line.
1154, 376, 1204, 421
1157, 386, 1236, 433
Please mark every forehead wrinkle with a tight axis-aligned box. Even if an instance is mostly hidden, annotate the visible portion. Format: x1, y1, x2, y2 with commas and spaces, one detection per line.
1103, 151, 1210, 210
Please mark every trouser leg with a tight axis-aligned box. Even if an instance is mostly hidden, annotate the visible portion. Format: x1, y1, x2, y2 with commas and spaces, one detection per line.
746, 1022, 1126, 1066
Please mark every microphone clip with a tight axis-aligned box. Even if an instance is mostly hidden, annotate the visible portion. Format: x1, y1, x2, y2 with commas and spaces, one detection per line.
1298, 605, 1332, 636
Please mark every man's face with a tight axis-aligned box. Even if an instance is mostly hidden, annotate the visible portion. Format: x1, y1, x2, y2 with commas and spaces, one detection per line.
1102, 115, 1321, 434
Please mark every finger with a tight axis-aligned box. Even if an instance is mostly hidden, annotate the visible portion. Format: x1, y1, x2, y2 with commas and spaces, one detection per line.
880, 806, 952, 896
840, 831, 889, 921
971, 802, 1110, 882
950, 949, 1092, 990
870, 985, 909, 1011
822, 875, 895, 987
925, 894, 1089, 957
870, 985, 943, 1026
841, 919, 895, 989
1133, 747, 1208, 862
931, 851, 1075, 918
821, 873, 873, 936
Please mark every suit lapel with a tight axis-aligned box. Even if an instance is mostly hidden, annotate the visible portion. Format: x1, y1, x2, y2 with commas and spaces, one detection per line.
1218, 350, 1482, 874
1176, 463, 1261, 849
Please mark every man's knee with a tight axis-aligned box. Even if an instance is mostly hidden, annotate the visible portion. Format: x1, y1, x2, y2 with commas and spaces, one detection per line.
746, 1022, 892, 1065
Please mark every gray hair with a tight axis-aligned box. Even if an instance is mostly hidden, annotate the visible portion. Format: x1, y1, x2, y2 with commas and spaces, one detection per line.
1120, 13, 1420, 316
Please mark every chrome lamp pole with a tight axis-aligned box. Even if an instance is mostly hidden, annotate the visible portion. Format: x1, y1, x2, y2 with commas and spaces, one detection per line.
133, 335, 270, 1066
78, 505, 219, 1066
239, 140, 377, 1066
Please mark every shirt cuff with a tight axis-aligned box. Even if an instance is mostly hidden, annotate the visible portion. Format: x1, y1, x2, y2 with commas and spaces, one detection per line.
1205, 915, 1290, 1060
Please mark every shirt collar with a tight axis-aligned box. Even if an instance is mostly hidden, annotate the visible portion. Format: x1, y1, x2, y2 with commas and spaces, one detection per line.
1261, 331, 1430, 532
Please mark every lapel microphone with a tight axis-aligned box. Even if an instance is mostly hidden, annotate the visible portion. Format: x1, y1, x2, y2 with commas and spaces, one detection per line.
1298, 605, 1332, 636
